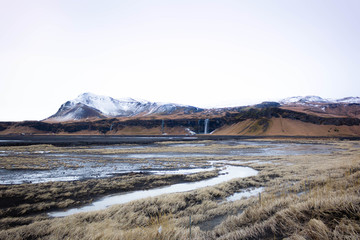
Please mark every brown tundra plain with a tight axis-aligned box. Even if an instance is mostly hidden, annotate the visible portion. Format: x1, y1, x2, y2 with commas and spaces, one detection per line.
0, 138, 359, 240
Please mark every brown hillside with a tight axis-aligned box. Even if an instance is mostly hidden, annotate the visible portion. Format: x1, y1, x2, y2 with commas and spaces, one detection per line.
281, 103, 360, 119
2, 107, 360, 136
213, 117, 360, 136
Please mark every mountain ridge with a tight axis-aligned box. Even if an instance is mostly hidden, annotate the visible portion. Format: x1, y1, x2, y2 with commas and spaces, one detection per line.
2, 107, 360, 136
47, 93, 203, 122
280, 95, 360, 105
2, 93, 360, 136
47, 93, 360, 122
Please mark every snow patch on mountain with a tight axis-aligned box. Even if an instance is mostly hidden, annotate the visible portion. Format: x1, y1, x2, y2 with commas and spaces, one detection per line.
335, 97, 360, 104
47, 93, 360, 122
48, 93, 202, 121
280, 96, 360, 105
279, 96, 330, 105
70, 93, 150, 116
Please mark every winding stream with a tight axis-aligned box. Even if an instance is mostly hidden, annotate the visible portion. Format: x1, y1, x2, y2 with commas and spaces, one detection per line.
0, 139, 338, 217
49, 165, 258, 217
0, 140, 336, 184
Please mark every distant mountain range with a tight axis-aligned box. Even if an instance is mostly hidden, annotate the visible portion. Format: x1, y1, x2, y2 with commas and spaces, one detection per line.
279, 95, 360, 119
2, 93, 360, 136
46, 93, 360, 122
280, 96, 360, 105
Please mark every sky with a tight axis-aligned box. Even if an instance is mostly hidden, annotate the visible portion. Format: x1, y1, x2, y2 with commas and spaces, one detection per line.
1, 0, 360, 121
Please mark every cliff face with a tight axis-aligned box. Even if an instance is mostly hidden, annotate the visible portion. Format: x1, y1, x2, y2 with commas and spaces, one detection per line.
225, 108, 360, 126
0, 118, 225, 135
1, 107, 360, 136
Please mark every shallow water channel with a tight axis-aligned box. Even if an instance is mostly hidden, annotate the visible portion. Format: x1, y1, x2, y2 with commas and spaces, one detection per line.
0, 140, 335, 184
49, 165, 258, 217
0, 139, 338, 217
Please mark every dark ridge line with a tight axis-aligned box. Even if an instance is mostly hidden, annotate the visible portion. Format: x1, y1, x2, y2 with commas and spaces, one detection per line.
0, 135, 359, 147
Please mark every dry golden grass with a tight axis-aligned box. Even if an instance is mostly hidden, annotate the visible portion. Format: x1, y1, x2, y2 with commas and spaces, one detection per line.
213, 117, 360, 136
0, 139, 359, 239
0, 170, 219, 231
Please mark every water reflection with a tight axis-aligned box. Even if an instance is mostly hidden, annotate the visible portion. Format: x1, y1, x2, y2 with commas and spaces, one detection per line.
226, 187, 264, 202
0, 140, 337, 184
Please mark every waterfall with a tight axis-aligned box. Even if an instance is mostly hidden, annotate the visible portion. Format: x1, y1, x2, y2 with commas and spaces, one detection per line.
161, 120, 165, 134
204, 119, 209, 134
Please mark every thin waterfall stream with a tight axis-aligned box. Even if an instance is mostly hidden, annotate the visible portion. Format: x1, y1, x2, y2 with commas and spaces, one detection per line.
204, 119, 209, 134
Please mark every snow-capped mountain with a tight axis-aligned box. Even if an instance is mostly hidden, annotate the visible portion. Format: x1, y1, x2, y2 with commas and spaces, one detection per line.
335, 97, 360, 104
71, 93, 145, 116
46, 93, 360, 122
279, 96, 331, 105
279, 95, 360, 119
47, 93, 203, 121
279, 96, 360, 105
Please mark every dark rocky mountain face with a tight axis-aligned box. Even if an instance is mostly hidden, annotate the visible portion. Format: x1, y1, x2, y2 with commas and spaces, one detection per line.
49, 103, 106, 121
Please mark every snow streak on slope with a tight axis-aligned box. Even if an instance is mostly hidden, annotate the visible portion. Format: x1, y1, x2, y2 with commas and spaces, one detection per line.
48, 93, 202, 121
68, 92, 161, 117
47, 93, 360, 122
335, 97, 360, 104
280, 96, 360, 105
279, 96, 330, 105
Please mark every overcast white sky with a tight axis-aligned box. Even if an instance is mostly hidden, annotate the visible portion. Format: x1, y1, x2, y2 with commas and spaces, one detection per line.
1, 0, 359, 121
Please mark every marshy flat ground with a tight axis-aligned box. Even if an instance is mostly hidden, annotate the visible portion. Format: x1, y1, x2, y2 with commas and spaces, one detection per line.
0, 138, 359, 239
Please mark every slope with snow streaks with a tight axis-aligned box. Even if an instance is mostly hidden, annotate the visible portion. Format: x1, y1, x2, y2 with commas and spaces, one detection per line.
48, 103, 106, 122
279, 96, 360, 119
336, 97, 360, 104
70, 93, 151, 116
279, 96, 331, 105
47, 93, 203, 121
280, 96, 360, 105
